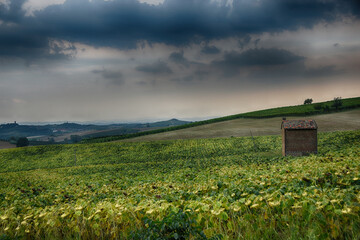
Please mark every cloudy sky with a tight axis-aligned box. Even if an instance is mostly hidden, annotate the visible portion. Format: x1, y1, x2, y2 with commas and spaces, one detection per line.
0, 0, 359, 123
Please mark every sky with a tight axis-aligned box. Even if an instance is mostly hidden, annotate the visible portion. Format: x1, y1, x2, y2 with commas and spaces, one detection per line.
0, 0, 359, 123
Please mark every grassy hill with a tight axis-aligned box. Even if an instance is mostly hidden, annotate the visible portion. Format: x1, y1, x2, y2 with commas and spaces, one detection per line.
0, 130, 359, 239
124, 109, 360, 142
83, 96, 360, 143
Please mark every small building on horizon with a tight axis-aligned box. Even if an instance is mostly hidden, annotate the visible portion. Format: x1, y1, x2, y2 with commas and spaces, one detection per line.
281, 119, 318, 156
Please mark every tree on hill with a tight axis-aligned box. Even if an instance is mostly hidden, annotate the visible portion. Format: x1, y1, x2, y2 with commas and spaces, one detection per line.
70, 135, 82, 143
332, 97, 343, 110
303, 98, 313, 105
16, 137, 29, 147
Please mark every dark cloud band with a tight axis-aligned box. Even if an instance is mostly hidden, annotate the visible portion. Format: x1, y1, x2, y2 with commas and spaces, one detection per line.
0, 0, 359, 60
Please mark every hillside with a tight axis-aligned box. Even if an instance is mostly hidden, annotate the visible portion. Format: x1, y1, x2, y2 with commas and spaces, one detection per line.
124, 109, 360, 142
83, 96, 360, 143
0, 130, 359, 239
0, 140, 15, 150
0, 119, 190, 147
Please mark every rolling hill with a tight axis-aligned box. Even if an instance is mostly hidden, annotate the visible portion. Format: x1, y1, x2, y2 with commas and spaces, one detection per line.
124, 109, 360, 142
83, 96, 360, 143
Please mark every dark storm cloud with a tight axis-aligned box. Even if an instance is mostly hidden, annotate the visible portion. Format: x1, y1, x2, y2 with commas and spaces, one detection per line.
92, 69, 124, 85
169, 51, 190, 67
136, 61, 172, 74
213, 48, 304, 69
244, 62, 344, 85
201, 46, 221, 55
0, 0, 359, 60
0, 0, 25, 22
238, 35, 251, 50
201, 48, 341, 83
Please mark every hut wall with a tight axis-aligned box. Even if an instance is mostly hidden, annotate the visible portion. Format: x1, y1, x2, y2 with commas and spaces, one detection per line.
284, 129, 317, 156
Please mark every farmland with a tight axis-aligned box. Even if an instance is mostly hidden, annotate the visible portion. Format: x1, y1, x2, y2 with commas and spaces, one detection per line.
124, 109, 360, 142
83, 96, 360, 143
0, 130, 359, 239
0, 141, 15, 150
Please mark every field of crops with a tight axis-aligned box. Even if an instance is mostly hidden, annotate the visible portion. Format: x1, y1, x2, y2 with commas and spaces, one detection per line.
83, 96, 360, 143
0, 130, 359, 239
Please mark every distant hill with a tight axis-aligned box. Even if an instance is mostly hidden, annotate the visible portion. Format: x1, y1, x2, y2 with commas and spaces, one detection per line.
0, 119, 191, 145
80, 119, 191, 139
147, 118, 190, 128
83, 96, 360, 143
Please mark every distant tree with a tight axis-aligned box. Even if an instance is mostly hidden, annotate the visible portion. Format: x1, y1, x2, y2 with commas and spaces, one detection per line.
9, 136, 17, 144
332, 97, 343, 110
304, 98, 313, 105
16, 137, 29, 147
70, 135, 82, 143
48, 138, 55, 143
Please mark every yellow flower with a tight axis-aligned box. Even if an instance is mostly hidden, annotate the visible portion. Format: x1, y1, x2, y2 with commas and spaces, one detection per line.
24, 215, 33, 220
268, 201, 280, 207
341, 208, 351, 214
146, 209, 154, 214
233, 206, 241, 212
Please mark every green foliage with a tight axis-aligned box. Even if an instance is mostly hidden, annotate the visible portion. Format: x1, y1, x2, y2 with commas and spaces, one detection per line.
83, 96, 360, 143
313, 103, 323, 110
16, 137, 29, 147
70, 135, 82, 143
0, 130, 359, 239
303, 98, 313, 105
332, 97, 343, 110
130, 209, 208, 240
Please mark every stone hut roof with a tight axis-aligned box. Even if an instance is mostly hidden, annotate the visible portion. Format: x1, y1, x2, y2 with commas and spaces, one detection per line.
281, 120, 317, 130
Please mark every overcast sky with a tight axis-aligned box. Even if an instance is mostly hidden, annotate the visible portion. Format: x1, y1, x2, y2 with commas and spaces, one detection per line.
0, 0, 359, 123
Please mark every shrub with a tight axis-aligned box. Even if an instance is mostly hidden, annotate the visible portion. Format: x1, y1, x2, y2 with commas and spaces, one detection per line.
130, 209, 210, 240
313, 103, 323, 110
16, 137, 29, 147
304, 98, 313, 105
332, 97, 343, 110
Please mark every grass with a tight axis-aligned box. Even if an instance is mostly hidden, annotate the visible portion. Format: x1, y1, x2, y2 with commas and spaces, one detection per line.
0, 130, 359, 239
123, 109, 360, 142
82, 96, 360, 143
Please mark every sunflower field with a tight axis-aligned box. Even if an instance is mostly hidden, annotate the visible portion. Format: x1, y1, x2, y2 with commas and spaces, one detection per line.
0, 130, 359, 239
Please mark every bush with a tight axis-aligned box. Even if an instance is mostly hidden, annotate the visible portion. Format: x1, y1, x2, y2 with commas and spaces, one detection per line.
16, 137, 29, 147
70, 135, 82, 143
304, 98, 313, 105
332, 97, 343, 110
130, 209, 211, 240
313, 103, 323, 110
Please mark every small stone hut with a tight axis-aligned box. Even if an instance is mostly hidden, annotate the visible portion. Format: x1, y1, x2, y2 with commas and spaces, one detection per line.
281, 119, 318, 156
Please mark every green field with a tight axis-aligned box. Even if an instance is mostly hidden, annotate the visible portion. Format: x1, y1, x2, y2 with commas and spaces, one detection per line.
0, 130, 359, 239
124, 109, 360, 142
83, 97, 360, 143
